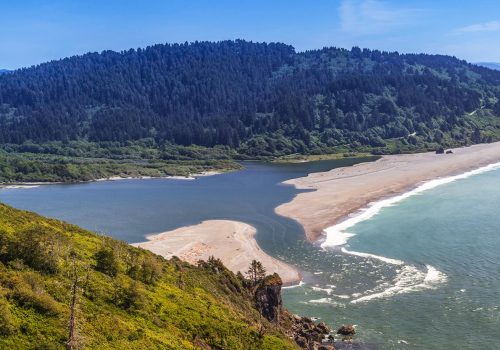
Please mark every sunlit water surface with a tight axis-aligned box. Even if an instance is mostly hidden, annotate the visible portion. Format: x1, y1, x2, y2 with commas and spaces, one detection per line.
1, 158, 499, 349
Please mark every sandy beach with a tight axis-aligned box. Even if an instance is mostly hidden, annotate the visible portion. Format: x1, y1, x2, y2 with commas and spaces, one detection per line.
276, 142, 500, 242
133, 220, 301, 285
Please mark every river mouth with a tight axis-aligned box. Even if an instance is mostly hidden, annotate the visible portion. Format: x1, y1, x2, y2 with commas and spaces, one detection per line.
1, 157, 499, 349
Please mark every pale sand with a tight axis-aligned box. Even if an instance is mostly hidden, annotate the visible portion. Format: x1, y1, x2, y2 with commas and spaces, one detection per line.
276, 142, 500, 242
132, 220, 301, 285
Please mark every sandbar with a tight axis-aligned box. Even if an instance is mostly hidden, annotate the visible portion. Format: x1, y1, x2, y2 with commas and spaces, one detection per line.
276, 142, 500, 241
133, 220, 301, 285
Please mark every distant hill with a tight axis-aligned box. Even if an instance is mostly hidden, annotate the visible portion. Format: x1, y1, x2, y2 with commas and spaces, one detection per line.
0, 40, 500, 156
476, 62, 500, 71
0, 69, 10, 75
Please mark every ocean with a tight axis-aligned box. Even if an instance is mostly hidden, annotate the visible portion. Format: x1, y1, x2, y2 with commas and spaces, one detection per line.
1, 158, 499, 349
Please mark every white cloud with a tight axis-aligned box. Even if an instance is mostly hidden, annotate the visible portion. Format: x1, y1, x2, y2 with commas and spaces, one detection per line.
339, 0, 423, 36
455, 21, 500, 33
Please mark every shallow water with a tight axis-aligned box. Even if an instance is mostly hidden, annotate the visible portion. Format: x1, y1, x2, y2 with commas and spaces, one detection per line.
284, 166, 500, 349
1, 158, 499, 349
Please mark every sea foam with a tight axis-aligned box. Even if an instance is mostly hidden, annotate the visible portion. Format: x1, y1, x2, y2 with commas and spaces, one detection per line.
321, 161, 500, 249
282, 280, 305, 289
341, 247, 404, 265
350, 264, 447, 303
320, 161, 500, 303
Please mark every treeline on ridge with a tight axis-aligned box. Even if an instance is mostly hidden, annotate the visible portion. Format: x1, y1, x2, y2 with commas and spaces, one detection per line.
1, 40, 500, 156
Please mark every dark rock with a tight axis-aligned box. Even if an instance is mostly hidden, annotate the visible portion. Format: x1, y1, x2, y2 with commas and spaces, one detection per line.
446, 150, 453, 154
295, 336, 308, 348
254, 273, 283, 322
317, 322, 330, 333
309, 342, 321, 350
288, 315, 332, 349
333, 341, 379, 350
318, 345, 336, 350
308, 331, 322, 342
337, 325, 356, 336
302, 322, 312, 330
252, 275, 333, 349
435, 147, 444, 154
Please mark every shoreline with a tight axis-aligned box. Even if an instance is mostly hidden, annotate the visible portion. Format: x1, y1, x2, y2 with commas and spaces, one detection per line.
0, 170, 222, 189
132, 220, 301, 285
321, 160, 500, 250
276, 142, 500, 242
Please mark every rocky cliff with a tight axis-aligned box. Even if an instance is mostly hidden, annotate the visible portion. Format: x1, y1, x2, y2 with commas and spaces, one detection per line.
253, 273, 335, 349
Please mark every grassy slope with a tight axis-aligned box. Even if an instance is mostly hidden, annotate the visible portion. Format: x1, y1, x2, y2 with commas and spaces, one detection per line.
0, 204, 297, 349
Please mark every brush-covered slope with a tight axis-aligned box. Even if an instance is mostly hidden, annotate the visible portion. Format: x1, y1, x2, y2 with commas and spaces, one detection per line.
0, 203, 301, 349
1, 40, 500, 155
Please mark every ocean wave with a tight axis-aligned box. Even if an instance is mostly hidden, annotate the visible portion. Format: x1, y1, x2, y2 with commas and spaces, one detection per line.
316, 162, 498, 303
308, 297, 332, 304
350, 264, 447, 304
333, 294, 350, 299
311, 286, 333, 295
341, 247, 404, 265
282, 280, 305, 289
308, 297, 346, 307
321, 161, 500, 249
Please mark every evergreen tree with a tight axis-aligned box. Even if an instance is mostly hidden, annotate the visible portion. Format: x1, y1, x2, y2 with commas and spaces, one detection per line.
246, 260, 266, 284
0, 40, 498, 152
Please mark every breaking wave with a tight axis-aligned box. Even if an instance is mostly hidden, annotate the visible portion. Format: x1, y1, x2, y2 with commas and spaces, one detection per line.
321, 161, 500, 249
317, 161, 500, 303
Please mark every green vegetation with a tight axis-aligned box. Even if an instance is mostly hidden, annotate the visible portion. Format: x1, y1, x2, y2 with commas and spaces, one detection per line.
1, 40, 500, 182
0, 203, 300, 349
1, 41, 500, 152
0, 140, 241, 183
271, 152, 375, 163
246, 260, 267, 284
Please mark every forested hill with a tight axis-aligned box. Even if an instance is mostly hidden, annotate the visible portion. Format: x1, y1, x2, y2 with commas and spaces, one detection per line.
1, 40, 500, 156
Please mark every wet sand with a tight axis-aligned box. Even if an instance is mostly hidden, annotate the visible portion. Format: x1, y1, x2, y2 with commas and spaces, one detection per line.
276, 142, 500, 241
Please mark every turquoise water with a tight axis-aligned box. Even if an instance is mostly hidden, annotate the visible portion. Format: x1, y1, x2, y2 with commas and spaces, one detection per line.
284, 166, 500, 349
1, 159, 499, 349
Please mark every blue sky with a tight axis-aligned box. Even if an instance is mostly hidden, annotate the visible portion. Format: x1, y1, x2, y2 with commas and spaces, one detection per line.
1, 0, 500, 69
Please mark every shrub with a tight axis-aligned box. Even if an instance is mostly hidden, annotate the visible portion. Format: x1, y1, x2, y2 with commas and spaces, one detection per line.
94, 247, 119, 277
6, 226, 62, 274
0, 298, 14, 335
128, 256, 163, 285
113, 280, 145, 310
8, 274, 61, 316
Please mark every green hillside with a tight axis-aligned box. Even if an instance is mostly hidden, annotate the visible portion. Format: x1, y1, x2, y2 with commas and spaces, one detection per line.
0, 203, 331, 349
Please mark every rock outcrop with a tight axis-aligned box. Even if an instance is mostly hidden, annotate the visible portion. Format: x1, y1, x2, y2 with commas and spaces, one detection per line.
288, 315, 334, 349
337, 324, 356, 336
254, 273, 283, 323
253, 274, 333, 349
